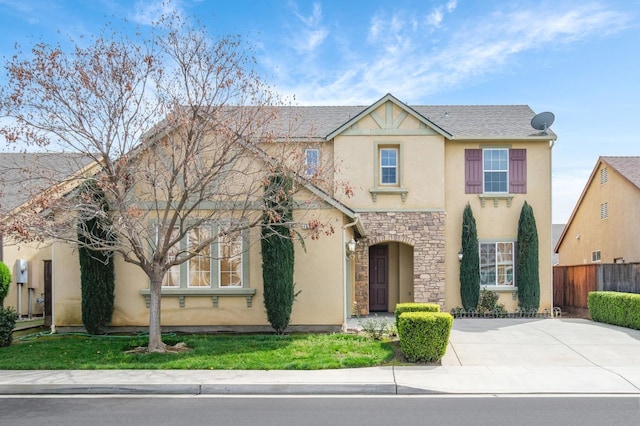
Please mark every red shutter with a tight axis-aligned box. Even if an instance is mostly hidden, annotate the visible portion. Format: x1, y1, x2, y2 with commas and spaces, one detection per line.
465, 149, 482, 194
509, 149, 527, 193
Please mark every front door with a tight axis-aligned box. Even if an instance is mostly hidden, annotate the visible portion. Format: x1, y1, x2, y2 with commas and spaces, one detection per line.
43, 260, 52, 327
369, 245, 389, 312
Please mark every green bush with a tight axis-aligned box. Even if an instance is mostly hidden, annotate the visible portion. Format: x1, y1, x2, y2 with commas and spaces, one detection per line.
261, 171, 296, 335
0, 261, 11, 307
394, 302, 440, 325
0, 307, 18, 347
477, 289, 506, 316
397, 312, 453, 362
588, 291, 640, 330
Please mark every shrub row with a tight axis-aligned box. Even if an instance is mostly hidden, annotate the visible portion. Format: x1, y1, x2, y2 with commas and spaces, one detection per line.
588, 291, 640, 330
395, 303, 452, 363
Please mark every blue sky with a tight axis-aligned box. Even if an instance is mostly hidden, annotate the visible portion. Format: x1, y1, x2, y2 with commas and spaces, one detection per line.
0, 0, 638, 224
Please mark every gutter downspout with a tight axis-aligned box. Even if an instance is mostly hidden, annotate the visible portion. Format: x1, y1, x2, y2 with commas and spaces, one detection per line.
342, 216, 360, 332
50, 242, 56, 334
549, 138, 555, 312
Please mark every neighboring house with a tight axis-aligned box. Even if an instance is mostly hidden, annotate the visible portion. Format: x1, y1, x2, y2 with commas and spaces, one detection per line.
0, 152, 94, 324
555, 156, 640, 266
2, 93, 556, 332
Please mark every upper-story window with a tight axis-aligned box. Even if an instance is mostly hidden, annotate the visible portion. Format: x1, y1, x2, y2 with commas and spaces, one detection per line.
380, 147, 398, 185
600, 167, 608, 185
465, 148, 527, 194
304, 148, 319, 177
483, 149, 508, 193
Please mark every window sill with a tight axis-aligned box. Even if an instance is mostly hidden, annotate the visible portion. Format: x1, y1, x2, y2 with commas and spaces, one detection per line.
140, 288, 256, 308
370, 187, 408, 202
478, 193, 514, 207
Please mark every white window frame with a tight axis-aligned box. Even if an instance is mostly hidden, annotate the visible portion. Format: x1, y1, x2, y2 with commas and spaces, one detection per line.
379, 147, 398, 185
592, 250, 602, 262
304, 148, 319, 177
161, 226, 181, 288
218, 231, 244, 288
480, 241, 515, 288
483, 148, 509, 193
187, 225, 213, 288
159, 224, 248, 289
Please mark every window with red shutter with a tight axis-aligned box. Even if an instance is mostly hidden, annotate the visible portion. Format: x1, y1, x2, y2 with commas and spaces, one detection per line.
509, 149, 526, 194
465, 149, 482, 194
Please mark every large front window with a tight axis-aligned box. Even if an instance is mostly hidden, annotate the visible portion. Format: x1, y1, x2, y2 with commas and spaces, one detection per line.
188, 226, 212, 287
219, 231, 243, 287
162, 227, 180, 288
483, 149, 508, 193
480, 242, 514, 287
161, 225, 246, 288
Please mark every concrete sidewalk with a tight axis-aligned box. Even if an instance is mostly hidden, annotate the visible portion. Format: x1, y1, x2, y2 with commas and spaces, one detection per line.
2, 319, 640, 395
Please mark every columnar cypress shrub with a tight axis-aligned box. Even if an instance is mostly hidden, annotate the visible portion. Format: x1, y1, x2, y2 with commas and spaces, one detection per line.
460, 203, 480, 310
517, 201, 539, 311
77, 180, 115, 335
261, 172, 296, 335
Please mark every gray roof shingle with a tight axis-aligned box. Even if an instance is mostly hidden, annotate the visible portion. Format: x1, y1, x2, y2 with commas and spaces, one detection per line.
601, 156, 640, 189
269, 104, 555, 140
0, 152, 92, 212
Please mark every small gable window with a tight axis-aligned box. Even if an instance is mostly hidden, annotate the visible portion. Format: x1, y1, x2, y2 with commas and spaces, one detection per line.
380, 147, 398, 185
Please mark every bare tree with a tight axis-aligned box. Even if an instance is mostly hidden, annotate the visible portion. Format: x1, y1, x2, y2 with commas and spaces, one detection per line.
0, 14, 334, 352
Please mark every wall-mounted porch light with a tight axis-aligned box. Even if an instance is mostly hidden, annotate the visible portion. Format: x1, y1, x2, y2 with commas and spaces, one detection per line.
346, 238, 357, 259
458, 249, 464, 262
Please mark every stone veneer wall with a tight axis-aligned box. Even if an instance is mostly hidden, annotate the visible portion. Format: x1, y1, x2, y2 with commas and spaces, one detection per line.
354, 211, 446, 315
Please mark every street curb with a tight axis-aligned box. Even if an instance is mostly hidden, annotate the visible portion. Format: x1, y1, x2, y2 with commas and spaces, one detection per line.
0, 383, 398, 395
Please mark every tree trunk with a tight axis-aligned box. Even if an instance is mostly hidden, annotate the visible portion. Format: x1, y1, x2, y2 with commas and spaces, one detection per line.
147, 271, 166, 353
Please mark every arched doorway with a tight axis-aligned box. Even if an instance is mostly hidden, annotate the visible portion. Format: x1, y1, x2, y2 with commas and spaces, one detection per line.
367, 241, 414, 313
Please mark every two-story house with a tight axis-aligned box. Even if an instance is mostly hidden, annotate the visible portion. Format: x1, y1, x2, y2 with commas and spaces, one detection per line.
3, 94, 556, 332
555, 156, 640, 265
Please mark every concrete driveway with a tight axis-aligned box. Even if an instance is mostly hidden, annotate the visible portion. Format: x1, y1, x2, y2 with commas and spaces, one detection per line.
442, 318, 640, 368
389, 318, 640, 394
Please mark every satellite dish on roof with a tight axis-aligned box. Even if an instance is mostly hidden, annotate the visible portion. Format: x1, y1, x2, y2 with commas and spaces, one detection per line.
531, 111, 555, 135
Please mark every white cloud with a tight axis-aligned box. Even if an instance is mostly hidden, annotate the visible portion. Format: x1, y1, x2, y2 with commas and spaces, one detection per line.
426, 8, 444, 28
288, 2, 329, 54
272, 2, 630, 105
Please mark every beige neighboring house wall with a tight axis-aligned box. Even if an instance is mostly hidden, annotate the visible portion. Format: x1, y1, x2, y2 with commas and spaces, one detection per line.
1, 240, 50, 317
556, 156, 640, 266
0, 153, 94, 319
3, 93, 557, 331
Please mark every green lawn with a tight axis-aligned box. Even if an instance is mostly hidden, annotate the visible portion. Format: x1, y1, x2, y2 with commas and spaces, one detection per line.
0, 332, 394, 370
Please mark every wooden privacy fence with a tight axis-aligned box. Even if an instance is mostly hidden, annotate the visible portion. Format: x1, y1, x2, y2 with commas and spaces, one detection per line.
553, 263, 640, 309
